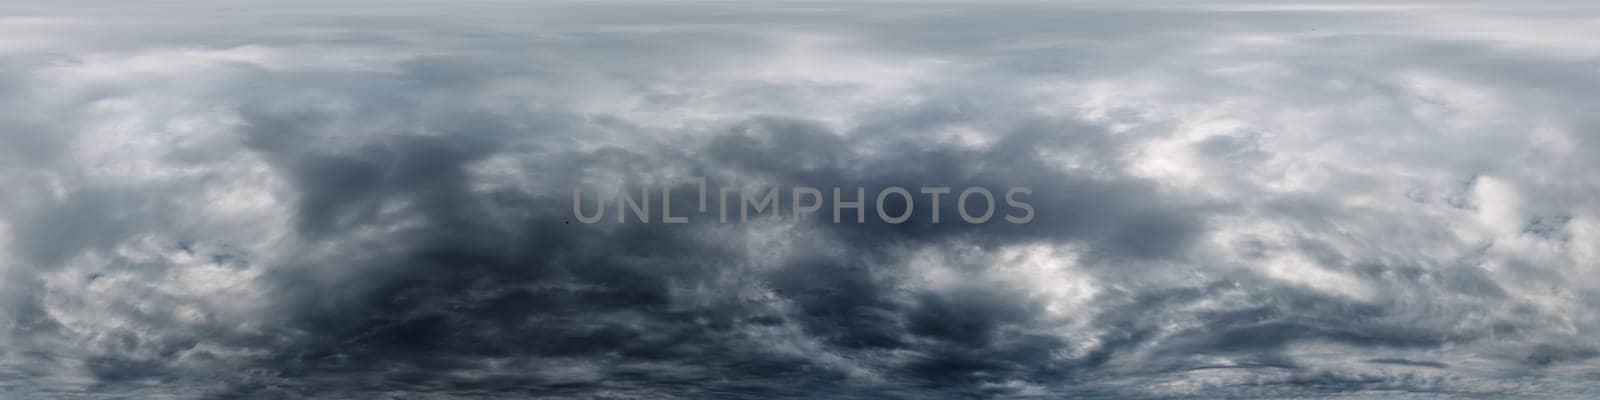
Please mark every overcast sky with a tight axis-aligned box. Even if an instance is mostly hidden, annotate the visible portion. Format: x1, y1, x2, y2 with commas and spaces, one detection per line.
2, 1, 1599, 399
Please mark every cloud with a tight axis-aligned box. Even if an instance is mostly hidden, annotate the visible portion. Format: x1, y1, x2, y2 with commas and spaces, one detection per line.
1, 1, 1598, 399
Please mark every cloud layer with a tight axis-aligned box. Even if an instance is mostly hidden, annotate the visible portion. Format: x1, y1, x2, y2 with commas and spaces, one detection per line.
2, 1, 1599, 398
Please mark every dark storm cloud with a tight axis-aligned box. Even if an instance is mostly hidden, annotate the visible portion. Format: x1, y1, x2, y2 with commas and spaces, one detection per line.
2, 1, 1599, 399
204, 84, 1204, 398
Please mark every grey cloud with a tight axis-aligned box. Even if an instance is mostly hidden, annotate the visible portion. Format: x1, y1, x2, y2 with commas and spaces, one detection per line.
2, 1, 1599, 399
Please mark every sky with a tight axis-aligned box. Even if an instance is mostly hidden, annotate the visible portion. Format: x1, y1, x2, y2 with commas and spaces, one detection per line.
2, 1, 1599, 399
